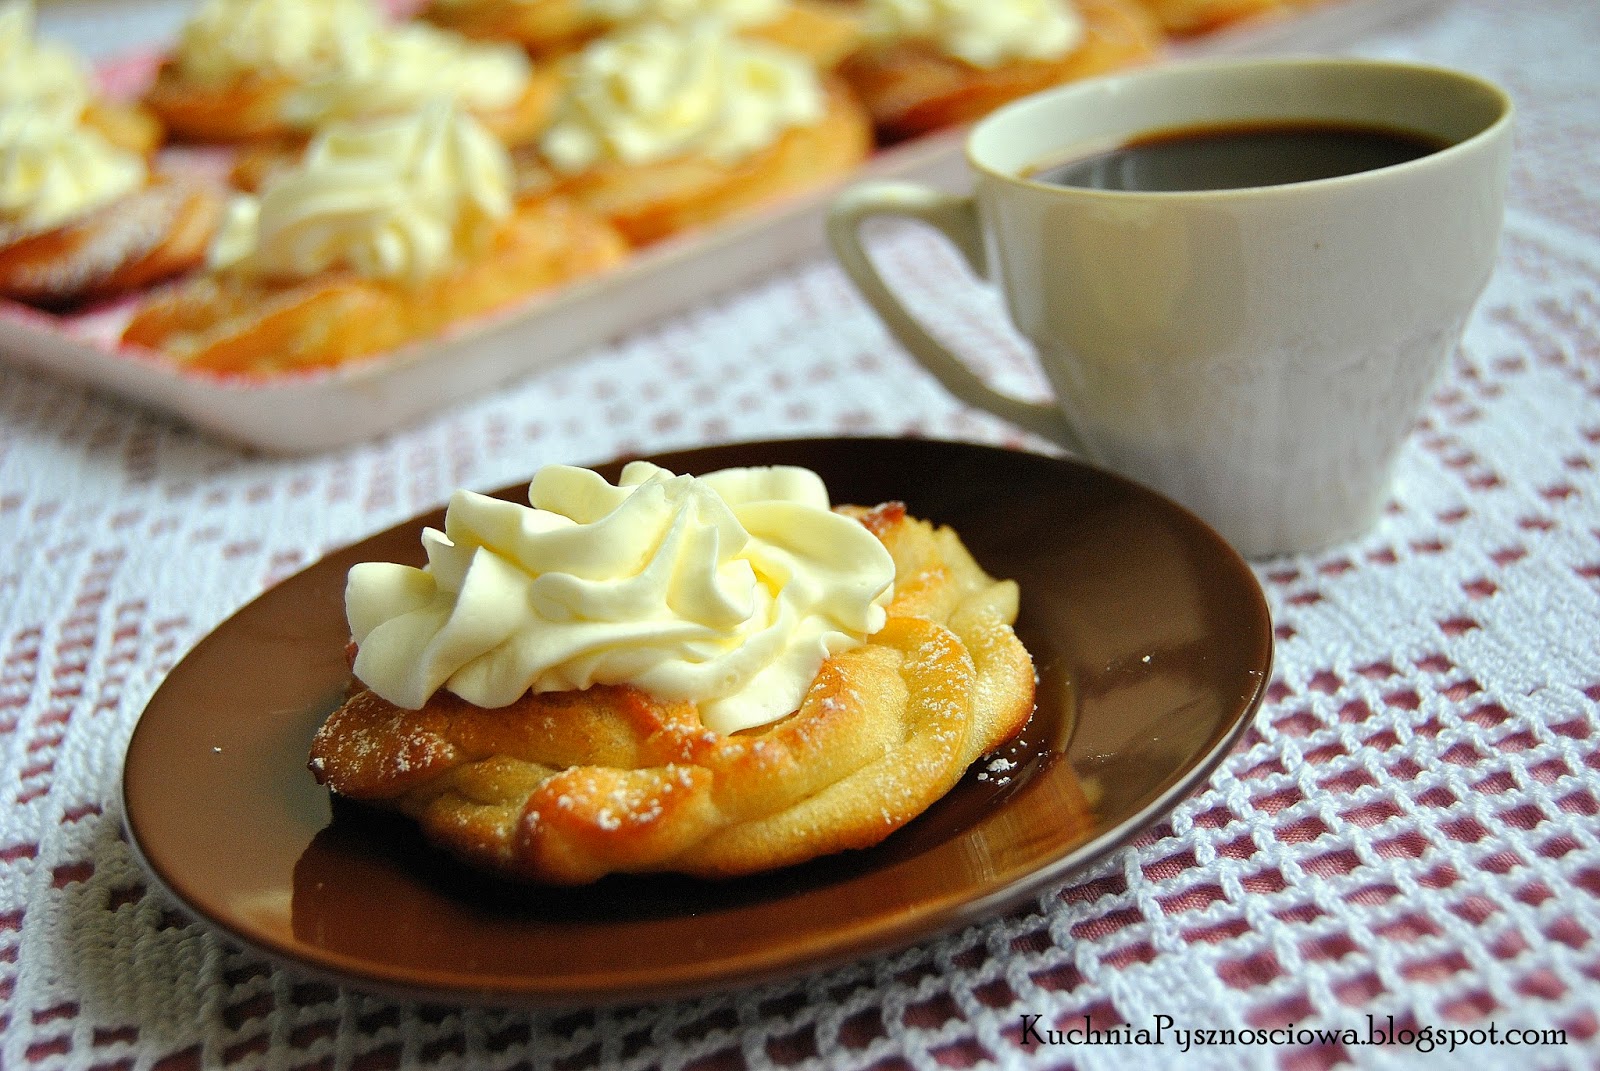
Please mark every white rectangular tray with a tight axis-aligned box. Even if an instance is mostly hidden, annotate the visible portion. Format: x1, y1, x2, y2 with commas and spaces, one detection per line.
1, 0, 1442, 452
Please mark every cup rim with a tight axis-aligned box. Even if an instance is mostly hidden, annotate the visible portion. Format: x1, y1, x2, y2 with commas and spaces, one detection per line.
965, 56, 1515, 200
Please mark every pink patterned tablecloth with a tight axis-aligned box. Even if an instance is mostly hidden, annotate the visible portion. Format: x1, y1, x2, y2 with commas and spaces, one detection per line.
2, 0, 1598, 1067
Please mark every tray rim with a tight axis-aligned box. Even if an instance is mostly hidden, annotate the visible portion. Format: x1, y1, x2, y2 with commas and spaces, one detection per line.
7, 0, 1446, 452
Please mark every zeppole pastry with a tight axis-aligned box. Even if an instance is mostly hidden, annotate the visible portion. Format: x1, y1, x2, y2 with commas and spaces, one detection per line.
1128, 0, 1287, 36
309, 462, 1036, 884
529, 19, 872, 245
840, 0, 1164, 142
122, 102, 626, 376
0, 119, 224, 308
0, 0, 161, 156
424, 0, 864, 70
143, 0, 556, 148
0, 5, 221, 308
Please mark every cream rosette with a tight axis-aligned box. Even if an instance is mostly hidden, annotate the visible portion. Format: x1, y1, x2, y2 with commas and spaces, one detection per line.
540, 18, 824, 171
207, 101, 513, 285
281, 24, 531, 128
864, 0, 1085, 67
170, 0, 385, 87
0, 1, 95, 121
0, 108, 145, 233
345, 462, 896, 735
172, 0, 531, 130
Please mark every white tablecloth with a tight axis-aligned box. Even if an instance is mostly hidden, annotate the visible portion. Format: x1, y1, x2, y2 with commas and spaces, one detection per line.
2, 0, 1598, 1067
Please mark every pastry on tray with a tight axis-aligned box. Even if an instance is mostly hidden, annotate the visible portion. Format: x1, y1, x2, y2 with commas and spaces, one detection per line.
423, 0, 865, 70
143, 0, 555, 149
527, 18, 872, 245
840, 0, 1164, 142
0, 0, 162, 156
0, 149, 225, 309
1128, 0, 1289, 36
309, 462, 1037, 884
121, 102, 627, 376
0, 0, 163, 156
0, 0, 219, 309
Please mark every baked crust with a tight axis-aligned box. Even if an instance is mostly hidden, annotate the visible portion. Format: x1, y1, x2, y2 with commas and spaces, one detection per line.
424, 0, 864, 68
840, 0, 1164, 143
121, 194, 627, 375
0, 177, 226, 309
309, 503, 1038, 884
223, 60, 562, 192
143, 59, 561, 148
747, 1, 865, 70
541, 80, 872, 245
1131, 0, 1287, 36
81, 99, 165, 157
422, 0, 594, 57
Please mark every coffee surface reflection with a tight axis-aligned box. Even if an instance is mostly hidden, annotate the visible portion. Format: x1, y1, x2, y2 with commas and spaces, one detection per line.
1032, 120, 1451, 192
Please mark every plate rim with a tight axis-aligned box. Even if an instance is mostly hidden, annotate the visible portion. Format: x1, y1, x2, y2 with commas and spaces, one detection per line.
122, 436, 1273, 1007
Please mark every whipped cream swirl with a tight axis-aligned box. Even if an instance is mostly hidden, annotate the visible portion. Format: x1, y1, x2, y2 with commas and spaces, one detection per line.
0, 108, 145, 231
864, 0, 1084, 68
540, 19, 823, 172
174, 0, 529, 129
0, 1, 93, 121
345, 462, 896, 735
282, 23, 530, 128
208, 102, 512, 284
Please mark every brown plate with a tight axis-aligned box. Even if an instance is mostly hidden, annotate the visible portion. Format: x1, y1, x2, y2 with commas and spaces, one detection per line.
122, 438, 1272, 1007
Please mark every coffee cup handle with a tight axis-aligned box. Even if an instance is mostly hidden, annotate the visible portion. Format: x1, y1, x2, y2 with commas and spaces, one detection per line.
826, 181, 1083, 452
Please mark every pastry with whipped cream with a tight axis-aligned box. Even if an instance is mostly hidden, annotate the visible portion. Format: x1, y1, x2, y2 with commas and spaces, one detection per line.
528, 18, 871, 245
121, 102, 626, 375
0, 2, 223, 307
425, 0, 864, 70
0, 0, 162, 155
308, 462, 1036, 883
144, 0, 557, 149
841, 0, 1164, 142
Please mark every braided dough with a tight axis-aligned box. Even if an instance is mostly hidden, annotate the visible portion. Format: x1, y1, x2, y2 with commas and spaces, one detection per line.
143, 58, 559, 149
424, 0, 864, 69
309, 502, 1036, 884
1130, 0, 1288, 36
0, 177, 225, 309
840, 0, 1164, 143
121, 194, 626, 376
538, 81, 872, 246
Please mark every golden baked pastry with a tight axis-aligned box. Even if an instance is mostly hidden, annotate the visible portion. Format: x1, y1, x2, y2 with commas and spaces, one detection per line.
841, 0, 1164, 142
740, 0, 866, 68
0, 0, 214, 307
144, 0, 555, 148
423, 0, 595, 56
121, 195, 625, 374
424, 0, 865, 69
543, 81, 870, 245
310, 499, 1036, 884
79, 100, 164, 158
147, 64, 559, 152
1129, 0, 1286, 36
0, 0, 163, 154
530, 21, 872, 245
0, 176, 225, 309
122, 103, 627, 375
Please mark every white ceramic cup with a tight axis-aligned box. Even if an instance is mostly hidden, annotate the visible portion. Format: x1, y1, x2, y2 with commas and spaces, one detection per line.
828, 58, 1513, 558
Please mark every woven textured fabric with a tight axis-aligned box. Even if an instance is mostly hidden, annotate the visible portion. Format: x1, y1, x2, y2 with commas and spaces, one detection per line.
2, 0, 1598, 1067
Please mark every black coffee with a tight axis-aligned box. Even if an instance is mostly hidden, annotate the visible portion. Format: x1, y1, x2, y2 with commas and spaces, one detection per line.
1032, 120, 1450, 192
